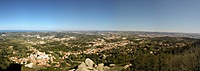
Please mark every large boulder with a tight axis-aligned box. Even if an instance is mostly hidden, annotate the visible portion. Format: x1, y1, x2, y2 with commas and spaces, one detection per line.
76, 67, 89, 71
96, 63, 104, 71
75, 58, 112, 71
85, 58, 96, 69
76, 62, 89, 71
78, 62, 87, 68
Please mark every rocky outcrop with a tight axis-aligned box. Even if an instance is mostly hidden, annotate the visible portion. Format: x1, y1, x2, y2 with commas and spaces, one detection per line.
96, 63, 104, 71
78, 62, 87, 68
85, 58, 97, 70
76, 67, 90, 71
71, 58, 131, 71
75, 58, 110, 71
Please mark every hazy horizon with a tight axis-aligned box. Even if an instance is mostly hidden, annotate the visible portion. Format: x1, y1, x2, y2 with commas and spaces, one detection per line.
0, 0, 200, 33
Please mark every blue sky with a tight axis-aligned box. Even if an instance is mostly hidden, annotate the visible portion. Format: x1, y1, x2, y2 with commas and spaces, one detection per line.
0, 0, 200, 33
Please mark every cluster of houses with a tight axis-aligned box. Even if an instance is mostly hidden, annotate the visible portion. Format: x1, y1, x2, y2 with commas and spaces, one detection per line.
9, 50, 57, 68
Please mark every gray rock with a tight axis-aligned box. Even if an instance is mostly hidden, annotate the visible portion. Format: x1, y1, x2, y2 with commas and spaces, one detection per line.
75, 58, 112, 71
87, 67, 94, 70
96, 63, 104, 71
68, 69, 75, 71
109, 64, 115, 67
78, 62, 87, 68
103, 66, 110, 71
92, 69, 99, 71
85, 58, 96, 68
124, 65, 130, 69
76, 67, 89, 71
